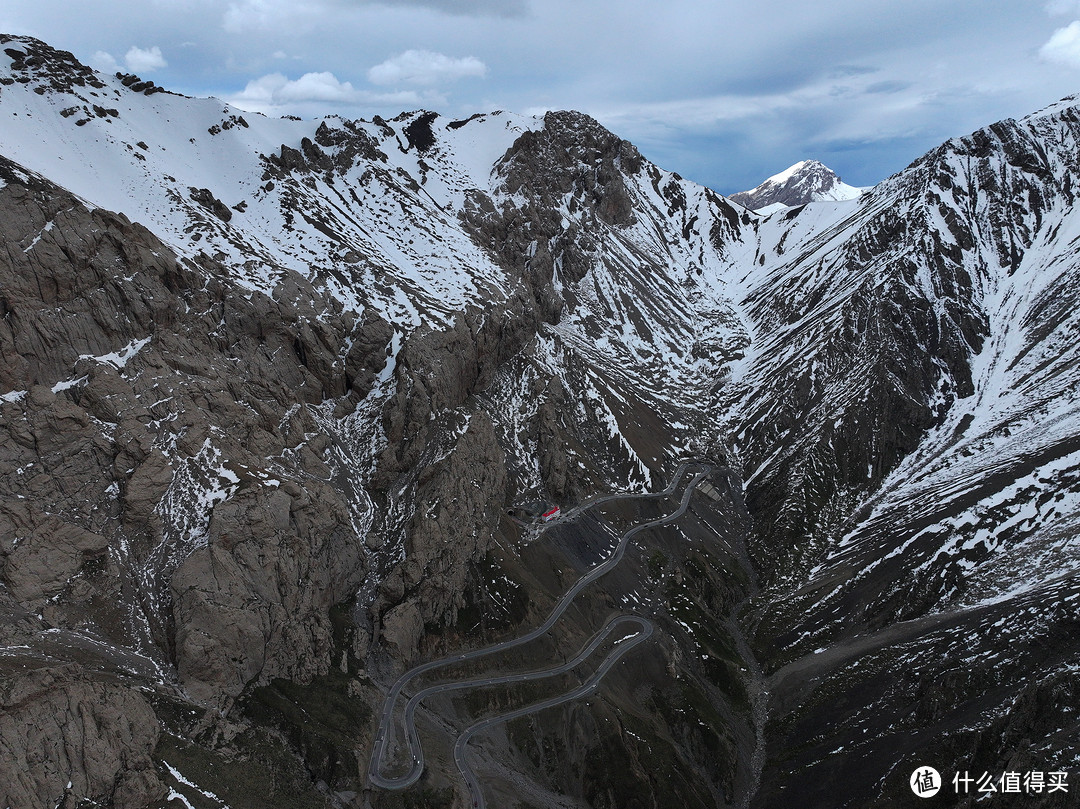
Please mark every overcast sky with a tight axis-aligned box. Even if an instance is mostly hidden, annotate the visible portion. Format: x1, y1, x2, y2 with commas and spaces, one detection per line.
5, 1, 1080, 193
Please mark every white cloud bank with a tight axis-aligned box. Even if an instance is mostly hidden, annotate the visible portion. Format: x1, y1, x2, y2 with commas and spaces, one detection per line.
125, 45, 167, 72
260, 71, 356, 103
367, 49, 486, 86
226, 70, 442, 115
1041, 21, 1080, 68
89, 45, 167, 74
89, 50, 120, 73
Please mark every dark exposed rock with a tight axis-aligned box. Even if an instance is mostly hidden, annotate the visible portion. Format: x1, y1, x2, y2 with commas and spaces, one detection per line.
188, 186, 232, 222
0, 35, 105, 91
115, 73, 165, 96
172, 480, 363, 701
403, 110, 439, 152
378, 291, 537, 481
500, 111, 640, 227
377, 412, 507, 659
460, 112, 644, 323
0, 500, 109, 601
266, 120, 387, 180
207, 114, 248, 136
369, 291, 540, 661
448, 112, 484, 130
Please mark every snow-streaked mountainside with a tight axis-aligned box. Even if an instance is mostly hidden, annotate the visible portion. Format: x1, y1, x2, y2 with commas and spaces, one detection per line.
717, 96, 1080, 804
729, 159, 863, 212
0, 34, 748, 458
1, 34, 1079, 809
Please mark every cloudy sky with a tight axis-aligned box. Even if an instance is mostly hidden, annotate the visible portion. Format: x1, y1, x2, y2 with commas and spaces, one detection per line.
5, 1, 1080, 193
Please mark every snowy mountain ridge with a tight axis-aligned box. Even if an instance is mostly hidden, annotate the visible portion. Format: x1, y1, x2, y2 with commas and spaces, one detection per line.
0, 35, 751, 430
0, 35, 543, 326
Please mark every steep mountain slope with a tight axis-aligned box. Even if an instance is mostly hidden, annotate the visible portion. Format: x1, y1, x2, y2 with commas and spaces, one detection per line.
2, 31, 1079, 809
727, 97, 1080, 616
724, 99, 1080, 806
0, 151, 392, 807
729, 159, 862, 212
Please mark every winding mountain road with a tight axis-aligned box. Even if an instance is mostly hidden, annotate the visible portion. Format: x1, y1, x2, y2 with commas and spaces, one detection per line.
368, 462, 709, 807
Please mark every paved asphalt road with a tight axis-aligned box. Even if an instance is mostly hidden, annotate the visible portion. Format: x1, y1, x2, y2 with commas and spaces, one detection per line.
368, 461, 710, 806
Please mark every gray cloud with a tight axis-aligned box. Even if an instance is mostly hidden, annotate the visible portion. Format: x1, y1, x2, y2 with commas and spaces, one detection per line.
865, 80, 912, 95
830, 65, 880, 79
339, 0, 529, 17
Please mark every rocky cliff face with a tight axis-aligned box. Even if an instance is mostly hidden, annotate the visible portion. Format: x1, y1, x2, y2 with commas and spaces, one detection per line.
0, 154, 393, 806
0, 37, 753, 809
0, 665, 163, 809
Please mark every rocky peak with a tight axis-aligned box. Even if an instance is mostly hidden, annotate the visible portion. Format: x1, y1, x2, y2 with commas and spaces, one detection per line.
494, 111, 642, 216
0, 34, 105, 93
729, 158, 861, 211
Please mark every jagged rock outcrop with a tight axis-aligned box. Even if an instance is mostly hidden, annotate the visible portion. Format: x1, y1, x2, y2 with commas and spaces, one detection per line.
377, 295, 535, 481
0, 34, 105, 94
376, 412, 508, 658
371, 298, 533, 660
462, 110, 642, 323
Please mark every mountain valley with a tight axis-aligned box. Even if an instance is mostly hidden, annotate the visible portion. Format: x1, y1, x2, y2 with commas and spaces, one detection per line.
1, 35, 1078, 809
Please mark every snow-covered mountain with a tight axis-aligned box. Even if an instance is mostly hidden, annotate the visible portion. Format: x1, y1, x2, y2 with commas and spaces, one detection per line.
729, 158, 862, 212
722, 98, 1080, 806
0, 34, 754, 809
0, 34, 748, 462
1, 33, 1079, 809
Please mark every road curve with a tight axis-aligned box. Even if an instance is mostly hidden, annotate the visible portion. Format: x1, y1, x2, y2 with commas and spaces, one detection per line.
368, 462, 709, 800
454, 618, 654, 809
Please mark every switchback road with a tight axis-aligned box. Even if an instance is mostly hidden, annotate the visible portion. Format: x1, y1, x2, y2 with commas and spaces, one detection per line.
368, 462, 710, 807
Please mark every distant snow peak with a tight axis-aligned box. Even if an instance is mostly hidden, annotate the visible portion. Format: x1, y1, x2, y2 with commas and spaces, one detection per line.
764, 159, 820, 185
729, 159, 862, 212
